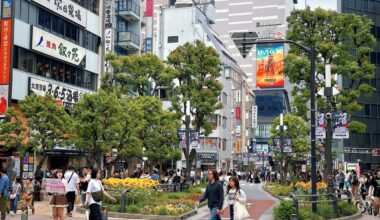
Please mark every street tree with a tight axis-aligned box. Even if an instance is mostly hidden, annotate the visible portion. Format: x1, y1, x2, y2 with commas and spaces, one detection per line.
286, 8, 376, 131
133, 96, 181, 174
167, 40, 223, 179
0, 107, 28, 153
106, 53, 174, 96
19, 94, 72, 174
270, 114, 309, 184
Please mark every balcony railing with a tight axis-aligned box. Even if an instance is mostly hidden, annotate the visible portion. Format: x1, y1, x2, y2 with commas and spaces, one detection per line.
115, 0, 140, 16
116, 31, 140, 46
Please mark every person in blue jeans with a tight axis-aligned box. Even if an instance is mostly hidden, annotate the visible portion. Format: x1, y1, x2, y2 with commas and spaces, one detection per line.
221, 176, 247, 220
10, 177, 22, 216
196, 169, 224, 220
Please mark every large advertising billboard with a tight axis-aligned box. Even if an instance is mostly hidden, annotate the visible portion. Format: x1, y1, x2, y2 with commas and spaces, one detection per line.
256, 44, 284, 88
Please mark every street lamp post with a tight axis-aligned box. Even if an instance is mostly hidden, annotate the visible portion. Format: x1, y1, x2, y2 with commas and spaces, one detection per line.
324, 64, 334, 193
242, 39, 317, 212
279, 114, 285, 184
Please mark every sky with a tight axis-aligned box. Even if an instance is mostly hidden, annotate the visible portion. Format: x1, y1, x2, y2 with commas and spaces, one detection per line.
295, 0, 338, 10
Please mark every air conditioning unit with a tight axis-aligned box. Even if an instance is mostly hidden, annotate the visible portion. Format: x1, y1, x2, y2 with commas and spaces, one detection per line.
231, 109, 235, 113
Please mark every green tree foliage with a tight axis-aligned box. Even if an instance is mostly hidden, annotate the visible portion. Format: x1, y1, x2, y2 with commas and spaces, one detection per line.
105, 53, 174, 96
270, 114, 309, 183
0, 107, 27, 152
286, 8, 376, 132
71, 91, 123, 167
166, 40, 223, 178
19, 94, 72, 173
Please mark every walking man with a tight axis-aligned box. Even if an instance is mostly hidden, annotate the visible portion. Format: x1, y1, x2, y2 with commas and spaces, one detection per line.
196, 170, 224, 220
0, 169, 9, 220
64, 165, 80, 217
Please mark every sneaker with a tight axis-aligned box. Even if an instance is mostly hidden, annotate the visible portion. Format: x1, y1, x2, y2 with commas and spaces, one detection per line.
10, 213, 15, 216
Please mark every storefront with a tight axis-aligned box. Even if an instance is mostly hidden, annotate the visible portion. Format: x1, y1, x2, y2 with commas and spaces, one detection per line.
196, 152, 218, 170
44, 148, 88, 170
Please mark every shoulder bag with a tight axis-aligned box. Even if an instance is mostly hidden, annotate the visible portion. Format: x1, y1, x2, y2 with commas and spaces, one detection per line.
91, 181, 104, 202
235, 190, 250, 220
10, 184, 19, 200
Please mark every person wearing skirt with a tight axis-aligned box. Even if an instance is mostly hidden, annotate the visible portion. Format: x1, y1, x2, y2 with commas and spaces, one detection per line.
50, 170, 67, 220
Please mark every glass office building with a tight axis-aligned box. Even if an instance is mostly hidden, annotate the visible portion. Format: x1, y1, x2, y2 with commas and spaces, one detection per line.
341, 0, 380, 170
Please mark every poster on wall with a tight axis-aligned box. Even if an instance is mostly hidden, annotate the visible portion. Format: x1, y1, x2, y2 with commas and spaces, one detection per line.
256, 44, 284, 88
316, 111, 326, 139
0, 85, 9, 117
203, 138, 217, 149
332, 111, 349, 139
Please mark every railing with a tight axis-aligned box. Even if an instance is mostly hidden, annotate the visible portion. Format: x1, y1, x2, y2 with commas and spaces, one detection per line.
289, 191, 352, 219
116, 31, 140, 46
115, 0, 140, 16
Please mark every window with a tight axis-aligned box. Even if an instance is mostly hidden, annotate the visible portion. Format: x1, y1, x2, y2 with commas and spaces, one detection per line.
222, 92, 227, 104
365, 104, 370, 116
52, 15, 58, 34
222, 116, 227, 128
206, 114, 218, 128
168, 36, 179, 43
255, 123, 271, 138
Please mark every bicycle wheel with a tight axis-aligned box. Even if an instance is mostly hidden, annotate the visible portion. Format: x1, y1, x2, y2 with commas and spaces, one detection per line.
367, 203, 373, 215
355, 201, 366, 213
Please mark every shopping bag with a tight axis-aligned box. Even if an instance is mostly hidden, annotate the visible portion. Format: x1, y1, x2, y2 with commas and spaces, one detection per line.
235, 201, 250, 220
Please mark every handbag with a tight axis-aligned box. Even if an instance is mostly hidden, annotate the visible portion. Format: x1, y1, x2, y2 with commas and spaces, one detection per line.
91, 181, 104, 202
235, 201, 250, 220
10, 184, 19, 200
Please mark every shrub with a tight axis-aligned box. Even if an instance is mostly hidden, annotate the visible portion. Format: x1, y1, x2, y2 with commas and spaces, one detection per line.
125, 205, 140, 213
273, 201, 297, 220
338, 201, 357, 217
156, 206, 170, 215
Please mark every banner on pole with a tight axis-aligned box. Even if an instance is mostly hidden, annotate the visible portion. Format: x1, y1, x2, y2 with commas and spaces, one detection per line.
332, 111, 349, 139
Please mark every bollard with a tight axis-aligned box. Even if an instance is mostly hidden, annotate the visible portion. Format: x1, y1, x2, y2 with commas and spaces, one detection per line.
291, 214, 298, 220
101, 206, 108, 220
21, 206, 28, 220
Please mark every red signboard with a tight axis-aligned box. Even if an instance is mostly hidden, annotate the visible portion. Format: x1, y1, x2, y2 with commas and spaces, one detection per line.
235, 106, 241, 120
146, 0, 153, 17
0, 19, 12, 85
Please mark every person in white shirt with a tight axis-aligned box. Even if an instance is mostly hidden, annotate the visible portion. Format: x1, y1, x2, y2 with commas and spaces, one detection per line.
64, 165, 80, 217
85, 168, 116, 220
221, 176, 248, 220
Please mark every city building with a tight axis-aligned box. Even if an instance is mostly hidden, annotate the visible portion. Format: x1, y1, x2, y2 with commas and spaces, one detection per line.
0, 0, 103, 176
213, 0, 295, 168
153, 0, 255, 171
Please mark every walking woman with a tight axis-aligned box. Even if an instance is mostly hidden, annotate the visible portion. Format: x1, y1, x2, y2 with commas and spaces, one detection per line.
85, 168, 116, 220
10, 177, 22, 216
222, 176, 248, 220
49, 169, 67, 220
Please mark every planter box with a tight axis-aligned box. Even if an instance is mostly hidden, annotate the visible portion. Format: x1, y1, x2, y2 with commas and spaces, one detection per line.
76, 202, 207, 220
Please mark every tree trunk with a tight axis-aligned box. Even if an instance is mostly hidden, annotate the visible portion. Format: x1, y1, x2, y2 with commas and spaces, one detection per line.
159, 160, 163, 176
35, 153, 47, 176
128, 157, 137, 178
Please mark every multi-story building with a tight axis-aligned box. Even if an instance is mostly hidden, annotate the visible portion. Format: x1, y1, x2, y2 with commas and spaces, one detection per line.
213, 0, 294, 168
0, 0, 103, 174
153, 0, 255, 171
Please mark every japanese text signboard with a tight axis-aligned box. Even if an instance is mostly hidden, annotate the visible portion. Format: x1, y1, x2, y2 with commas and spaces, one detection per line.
0, 19, 12, 85
1, 0, 12, 19
28, 77, 88, 108
44, 178, 65, 194
31, 26, 86, 67
32, 0, 86, 26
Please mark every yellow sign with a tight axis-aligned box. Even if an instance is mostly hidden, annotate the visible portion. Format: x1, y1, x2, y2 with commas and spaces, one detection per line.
235, 139, 241, 153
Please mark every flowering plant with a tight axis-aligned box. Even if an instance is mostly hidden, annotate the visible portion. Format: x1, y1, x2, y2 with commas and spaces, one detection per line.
103, 178, 159, 189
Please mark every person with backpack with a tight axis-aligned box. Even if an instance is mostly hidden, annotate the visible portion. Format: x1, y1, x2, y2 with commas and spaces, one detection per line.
350, 170, 359, 198
221, 176, 248, 220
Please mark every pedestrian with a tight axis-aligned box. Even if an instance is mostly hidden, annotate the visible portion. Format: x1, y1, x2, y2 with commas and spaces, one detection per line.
196, 170, 224, 220
22, 178, 34, 209
151, 171, 159, 181
79, 166, 91, 206
349, 170, 359, 198
50, 169, 67, 220
221, 176, 248, 220
0, 169, 9, 220
370, 170, 380, 216
85, 168, 116, 220
9, 177, 21, 216
64, 165, 80, 217
336, 172, 345, 190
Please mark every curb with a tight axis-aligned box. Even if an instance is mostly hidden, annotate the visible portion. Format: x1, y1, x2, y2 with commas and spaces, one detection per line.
262, 184, 287, 201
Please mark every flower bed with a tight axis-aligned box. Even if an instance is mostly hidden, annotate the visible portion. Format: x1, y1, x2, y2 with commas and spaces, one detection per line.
101, 180, 203, 216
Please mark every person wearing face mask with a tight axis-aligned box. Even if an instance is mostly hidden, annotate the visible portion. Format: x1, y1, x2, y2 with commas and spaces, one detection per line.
49, 170, 67, 220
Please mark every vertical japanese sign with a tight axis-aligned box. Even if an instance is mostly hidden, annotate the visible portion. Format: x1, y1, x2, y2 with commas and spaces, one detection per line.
332, 111, 349, 139
104, 0, 114, 72
252, 105, 257, 128
146, 0, 153, 17
0, 0, 14, 118
316, 111, 326, 139
256, 44, 284, 88
235, 106, 241, 120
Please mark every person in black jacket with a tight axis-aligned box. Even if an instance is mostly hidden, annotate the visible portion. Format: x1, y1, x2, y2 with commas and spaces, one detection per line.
196, 169, 224, 220
371, 170, 380, 216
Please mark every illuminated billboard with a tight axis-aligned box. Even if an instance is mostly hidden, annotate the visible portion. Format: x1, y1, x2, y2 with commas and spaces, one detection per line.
256, 44, 284, 88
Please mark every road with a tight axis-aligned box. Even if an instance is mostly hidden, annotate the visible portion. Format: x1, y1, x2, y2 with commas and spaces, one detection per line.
188, 181, 278, 220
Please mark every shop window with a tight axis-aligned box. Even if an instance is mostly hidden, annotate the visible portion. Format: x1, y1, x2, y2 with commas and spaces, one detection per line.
43, 58, 51, 78
58, 19, 65, 37
52, 16, 58, 34
36, 56, 44, 76
51, 61, 58, 80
